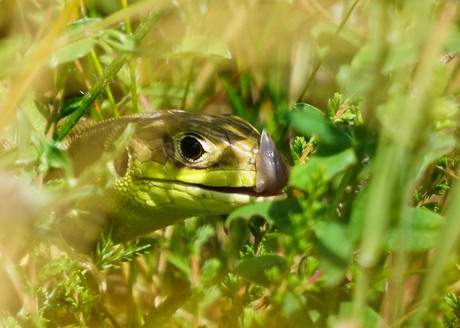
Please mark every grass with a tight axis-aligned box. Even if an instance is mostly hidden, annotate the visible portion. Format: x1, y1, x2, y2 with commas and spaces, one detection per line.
0, 0, 460, 327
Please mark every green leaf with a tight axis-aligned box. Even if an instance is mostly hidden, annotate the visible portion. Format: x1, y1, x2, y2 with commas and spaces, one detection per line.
165, 35, 232, 59
290, 148, 356, 191
50, 37, 98, 67
314, 221, 352, 286
47, 18, 102, 67
311, 22, 361, 73
233, 255, 286, 287
103, 29, 138, 52
226, 199, 302, 233
336, 46, 381, 96
288, 103, 353, 152
64, 17, 102, 33
388, 208, 445, 252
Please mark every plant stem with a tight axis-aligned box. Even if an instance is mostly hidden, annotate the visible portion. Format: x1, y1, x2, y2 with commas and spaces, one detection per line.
296, 0, 360, 102
121, 0, 139, 113
53, 11, 163, 141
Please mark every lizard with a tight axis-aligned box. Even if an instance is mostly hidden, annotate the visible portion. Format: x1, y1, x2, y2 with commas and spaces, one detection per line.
55, 110, 290, 245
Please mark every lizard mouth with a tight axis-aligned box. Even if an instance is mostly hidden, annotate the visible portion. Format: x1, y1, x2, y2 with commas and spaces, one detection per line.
149, 178, 286, 199
198, 185, 284, 198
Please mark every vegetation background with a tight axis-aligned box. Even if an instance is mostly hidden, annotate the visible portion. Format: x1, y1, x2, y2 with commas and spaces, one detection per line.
0, 0, 460, 327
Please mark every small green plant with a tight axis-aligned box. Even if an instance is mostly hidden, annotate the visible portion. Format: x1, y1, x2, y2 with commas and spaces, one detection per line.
94, 232, 152, 270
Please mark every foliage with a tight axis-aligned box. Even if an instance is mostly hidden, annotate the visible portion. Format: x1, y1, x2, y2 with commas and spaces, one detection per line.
1, 0, 460, 327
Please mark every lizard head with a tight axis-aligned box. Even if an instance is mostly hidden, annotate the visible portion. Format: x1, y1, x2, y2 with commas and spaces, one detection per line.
62, 110, 290, 242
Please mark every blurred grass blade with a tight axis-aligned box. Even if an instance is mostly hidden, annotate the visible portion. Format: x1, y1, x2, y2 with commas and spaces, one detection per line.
409, 181, 460, 326
0, 0, 81, 135
165, 35, 232, 59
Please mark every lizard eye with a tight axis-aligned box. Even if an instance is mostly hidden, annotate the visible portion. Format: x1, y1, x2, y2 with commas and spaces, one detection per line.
180, 134, 204, 161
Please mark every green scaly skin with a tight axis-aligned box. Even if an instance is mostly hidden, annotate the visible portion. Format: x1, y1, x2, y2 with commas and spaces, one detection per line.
59, 110, 289, 243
